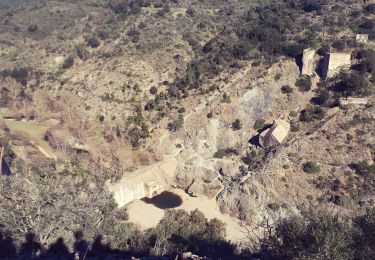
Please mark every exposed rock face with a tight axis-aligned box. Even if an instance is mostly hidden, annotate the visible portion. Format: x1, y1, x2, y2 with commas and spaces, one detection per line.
356, 34, 368, 43
175, 161, 223, 198
259, 119, 290, 149
217, 179, 262, 221
321, 52, 351, 79
301, 48, 316, 76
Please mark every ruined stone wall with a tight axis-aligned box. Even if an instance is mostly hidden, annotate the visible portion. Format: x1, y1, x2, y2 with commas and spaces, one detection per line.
302, 48, 316, 76
356, 34, 368, 43
107, 158, 178, 207
112, 182, 146, 208
340, 97, 369, 106
322, 53, 351, 78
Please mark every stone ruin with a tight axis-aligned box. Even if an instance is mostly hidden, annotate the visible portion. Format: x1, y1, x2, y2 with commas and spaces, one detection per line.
321, 52, 352, 79
302, 48, 317, 76
259, 119, 290, 149
356, 34, 369, 44
301, 48, 352, 79
340, 97, 368, 106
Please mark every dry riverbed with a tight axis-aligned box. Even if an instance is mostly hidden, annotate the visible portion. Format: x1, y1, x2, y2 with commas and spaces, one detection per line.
126, 188, 250, 244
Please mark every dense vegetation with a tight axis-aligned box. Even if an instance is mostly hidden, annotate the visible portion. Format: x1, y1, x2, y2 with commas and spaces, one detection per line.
259, 210, 375, 260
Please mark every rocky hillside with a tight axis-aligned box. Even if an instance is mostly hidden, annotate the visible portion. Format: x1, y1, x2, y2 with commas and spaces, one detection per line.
0, 0, 375, 258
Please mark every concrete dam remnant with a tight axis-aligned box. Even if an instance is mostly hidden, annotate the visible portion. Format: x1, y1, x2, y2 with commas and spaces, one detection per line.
300, 49, 352, 79
340, 97, 369, 107
321, 52, 351, 79
302, 48, 317, 76
107, 158, 178, 207
356, 34, 368, 44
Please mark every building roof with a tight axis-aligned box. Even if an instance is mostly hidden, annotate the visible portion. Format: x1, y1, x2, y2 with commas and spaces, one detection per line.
259, 119, 290, 149
272, 119, 290, 143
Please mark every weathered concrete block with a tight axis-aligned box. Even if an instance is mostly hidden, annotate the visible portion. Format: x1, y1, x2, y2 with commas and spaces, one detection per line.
107, 158, 178, 207
340, 97, 368, 106
356, 34, 368, 43
321, 52, 351, 79
302, 48, 316, 76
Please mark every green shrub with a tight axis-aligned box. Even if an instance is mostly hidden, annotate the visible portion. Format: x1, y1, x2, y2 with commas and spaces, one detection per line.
353, 161, 375, 179
290, 123, 300, 132
76, 45, 89, 60
2, 67, 29, 85
149, 86, 157, 95
214, 148, 239, 159
316, 88, 330, 106
214, 149, 227, 159
253, 119, 265, 130
296, 76, 312, 92
144, 100, 156, 111
62, 56, 74, 69
300, 106, 325, 122
303, 1, 322, 12
268, 203, 280, 211
336, 72, 371, 97
86, 36, 100, 48
281, 85, 293, 94
168, 115, 184, 132
28, 24, 38, 32
221, 92, 231, 103
232, 119, 242, 130
303, 161, 321, 174
365, 4, 375, 14
261, 212, 355, 259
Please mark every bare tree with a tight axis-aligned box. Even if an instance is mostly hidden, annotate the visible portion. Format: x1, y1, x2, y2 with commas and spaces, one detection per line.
0, 166, 118, 249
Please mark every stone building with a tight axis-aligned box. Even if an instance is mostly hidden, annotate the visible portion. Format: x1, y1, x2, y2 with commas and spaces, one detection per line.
259, 119, 290, 149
